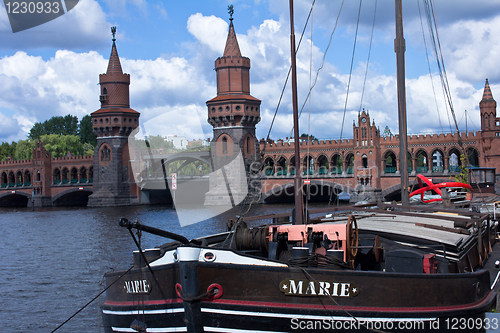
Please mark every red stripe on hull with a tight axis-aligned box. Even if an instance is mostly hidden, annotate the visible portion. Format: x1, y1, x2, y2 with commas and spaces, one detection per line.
104, 298, 182, 306
205, 291, 495, 314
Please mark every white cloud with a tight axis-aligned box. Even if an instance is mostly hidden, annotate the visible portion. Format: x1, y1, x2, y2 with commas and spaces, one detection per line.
0, 10, 495, 145
0, 0, 109, 50
187, 13, 228, 54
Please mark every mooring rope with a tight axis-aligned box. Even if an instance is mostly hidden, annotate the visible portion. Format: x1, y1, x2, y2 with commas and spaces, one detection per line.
50, 265, 134, 333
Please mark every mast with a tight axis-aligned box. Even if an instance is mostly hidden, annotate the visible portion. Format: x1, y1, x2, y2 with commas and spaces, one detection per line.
395, 0, 409, 206
289, 0, 304, 224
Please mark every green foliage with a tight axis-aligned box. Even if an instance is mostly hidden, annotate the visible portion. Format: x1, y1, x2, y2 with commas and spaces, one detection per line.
167, 160, 210, 176
300, 133, 316, 140
455, 154, 469, 184
83, 142, 95, 156
14, 139, 35, 160
78, 115, 97, 146
0, 141, 17, 161
28, 114, 79, 139
11, 134, 91, 160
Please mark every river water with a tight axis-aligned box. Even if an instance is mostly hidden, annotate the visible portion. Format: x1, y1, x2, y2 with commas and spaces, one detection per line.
1, 202, 337, 333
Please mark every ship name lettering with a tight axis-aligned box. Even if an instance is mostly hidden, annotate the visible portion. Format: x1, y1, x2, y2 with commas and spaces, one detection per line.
279, 279, 358, 297
124, 279, 151, 294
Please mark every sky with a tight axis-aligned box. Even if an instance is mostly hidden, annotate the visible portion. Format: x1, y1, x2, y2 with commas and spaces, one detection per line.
0, 0, 500, 144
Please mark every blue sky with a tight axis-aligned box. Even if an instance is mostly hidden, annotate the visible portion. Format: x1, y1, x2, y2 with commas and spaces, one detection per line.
0, 0, 500, 143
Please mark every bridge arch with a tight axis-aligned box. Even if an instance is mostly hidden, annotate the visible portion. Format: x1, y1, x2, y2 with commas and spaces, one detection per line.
261, 180, 353, 203
52, 187, 93, 206
382, 177, 451, 201
0, 191, 30, 207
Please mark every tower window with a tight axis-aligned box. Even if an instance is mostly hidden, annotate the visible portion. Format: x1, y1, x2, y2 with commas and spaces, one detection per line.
222, 137, 228, 154
101, 145, 111, 161
246, 137, 251, 154
103, 88, 107, 95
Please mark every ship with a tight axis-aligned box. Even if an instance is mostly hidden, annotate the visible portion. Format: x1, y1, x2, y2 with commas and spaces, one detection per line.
100, 1, 500, 332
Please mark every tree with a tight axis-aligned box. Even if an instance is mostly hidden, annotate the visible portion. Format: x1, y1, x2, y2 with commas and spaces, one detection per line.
300, 133, 316, 140
0, 141, 17, 161
78, 115, 96, 146
28, 114, 79, 140
14, 139, 35, 160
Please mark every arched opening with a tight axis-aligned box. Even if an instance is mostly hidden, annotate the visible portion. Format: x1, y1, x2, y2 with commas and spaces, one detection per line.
101, 145, 110, 161
70, 167, 78, 183
448, 148, 461, 173
331, 154, 342, 175
303, 155, 314, 175
415, 150, 429, 173
246, 136, 252, 155
36, 170, 41, 181
1, 172, 7, 188
222, 137, 228, 155
8, 171, 15, 187
317, 155, 329, 175
345, 154, 354, 174
361, 154, 368, 168
53, 168, 61, 184
384, 151, 397, 173
79, 167, 88, 183
89, 166, 94, 183
276, 156, 287, 176
16, 171, 23, 186
467, 148, 479, 167
61, 167, 69, 184
263, 157, 274, 176
289, 156, 296, 175
24, 170, 31, 186
432, 150, 444, 173
103, 87, 108, 95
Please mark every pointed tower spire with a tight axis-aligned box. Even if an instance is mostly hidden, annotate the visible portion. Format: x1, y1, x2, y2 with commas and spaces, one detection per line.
482, 78, 494, 101
107, 27, 123, 75
98, 26, 130, 108
223, 20, 242, 58
479, 78, 497, 131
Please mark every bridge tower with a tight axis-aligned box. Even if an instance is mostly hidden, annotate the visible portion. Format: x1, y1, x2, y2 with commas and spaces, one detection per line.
350, 109, 382, 203
480, 79, 497, 131
87, 27, 140, 207
204, 15, 262, 205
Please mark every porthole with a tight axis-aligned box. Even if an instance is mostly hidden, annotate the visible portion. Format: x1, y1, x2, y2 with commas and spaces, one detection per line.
113, 118, 118, 123
235, 106, 241, 111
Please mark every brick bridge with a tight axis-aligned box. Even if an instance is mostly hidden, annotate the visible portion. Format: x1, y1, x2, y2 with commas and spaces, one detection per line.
259, 124, 482, 203
0, 141, 94, 207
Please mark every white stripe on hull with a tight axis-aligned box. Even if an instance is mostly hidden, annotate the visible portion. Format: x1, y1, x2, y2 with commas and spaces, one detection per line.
103, 308, 184, 315
201, 307, 437, 322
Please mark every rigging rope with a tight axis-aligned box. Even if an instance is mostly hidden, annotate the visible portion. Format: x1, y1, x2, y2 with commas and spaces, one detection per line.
339, 0, 363, 143
417, 0, 444, 133
358, 0, 377, 113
